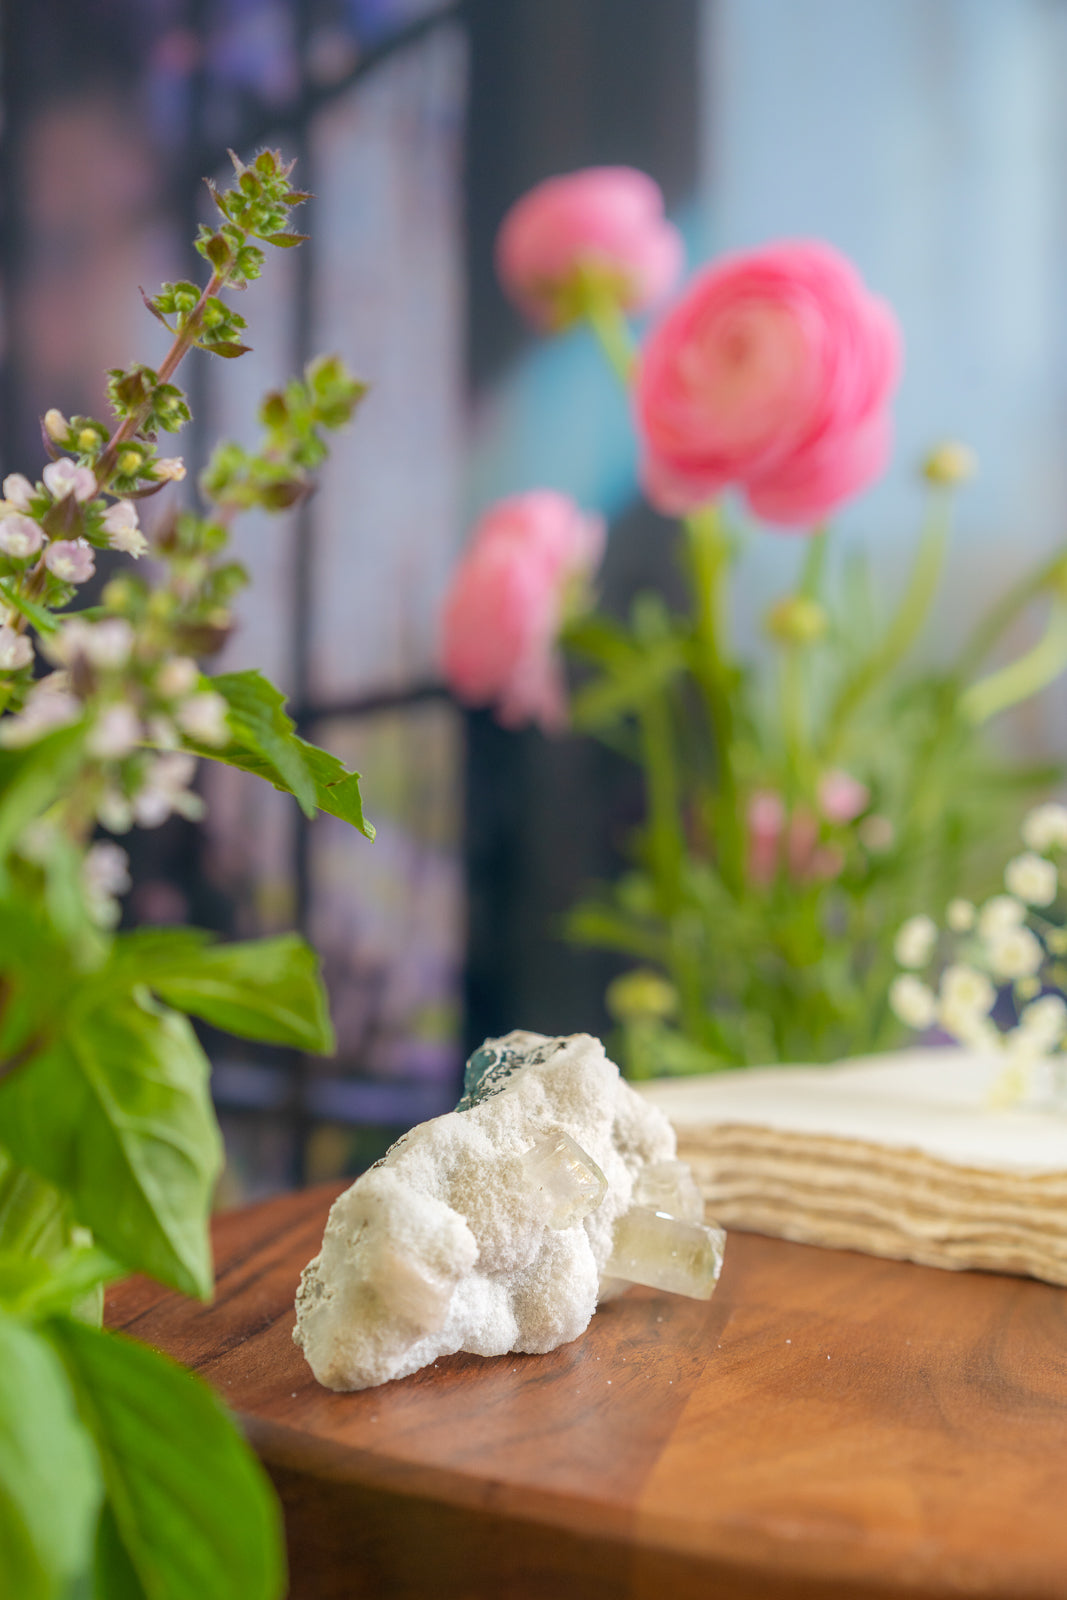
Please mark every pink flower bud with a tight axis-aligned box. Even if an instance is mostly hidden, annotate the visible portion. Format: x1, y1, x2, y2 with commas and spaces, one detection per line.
496, 168, 684, 329
441, 491, 604, 733
0, 626, 33, 672
2, 474, 35, 511
636, 240, 901, 528
102, 499, 148, 557
817, 769, 870, 825
746, 790, 785, 887
42, 459, 96, 503
44, 538, 95, 583
0, 514, 44, 558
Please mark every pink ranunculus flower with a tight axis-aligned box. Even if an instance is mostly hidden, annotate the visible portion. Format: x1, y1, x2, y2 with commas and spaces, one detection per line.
441, 491, 605, 733
496, 168, 684, 330
635, 240, 901, 528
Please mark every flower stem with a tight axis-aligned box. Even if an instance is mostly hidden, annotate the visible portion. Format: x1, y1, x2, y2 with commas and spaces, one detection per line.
684, 504, 743, 892
956, 545, 1067, 680
581, 290, 637, 385
824, 486, 953, 758
637, 694, 684, 915
960, 601, 1067, 724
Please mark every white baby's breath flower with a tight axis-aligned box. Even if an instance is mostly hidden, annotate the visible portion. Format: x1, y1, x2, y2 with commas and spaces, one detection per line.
2, 473, 35, 511
155, 656, 200, 700
42, 458, 96, 503
939, 997, 1001, 1053
1005, 851, 1058, 907
0, 514, 44, 559
894, 914, 937, 969
946, 898, 976, 932
1022, 802, 1067, 853
1019, 993, 1067, 1049
985, 925, 1044, 982
102, 499, 148, 558
941, 963, 996, 1016
0, 626, 33, 673
175, 691, 229, 747
86, 704, 142, 760
889, 974, 936, 1030
978, 894, 1025, 940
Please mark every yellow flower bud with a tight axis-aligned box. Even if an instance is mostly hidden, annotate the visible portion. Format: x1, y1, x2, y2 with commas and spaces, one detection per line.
765, 595, 828, 646
77, 428, 99, 452
118, 450, 142, 477
922, 442, 977, 487
606, 969, 679, 1024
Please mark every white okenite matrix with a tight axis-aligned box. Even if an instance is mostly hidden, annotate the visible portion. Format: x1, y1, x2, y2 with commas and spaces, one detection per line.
294, 1030, 725, 1391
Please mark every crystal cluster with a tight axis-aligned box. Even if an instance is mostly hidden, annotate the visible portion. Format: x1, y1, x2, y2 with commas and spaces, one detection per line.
294, 1030, 726, 1390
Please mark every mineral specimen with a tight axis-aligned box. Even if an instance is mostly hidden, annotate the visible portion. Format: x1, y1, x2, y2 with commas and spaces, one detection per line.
294, 1030, 726, 1390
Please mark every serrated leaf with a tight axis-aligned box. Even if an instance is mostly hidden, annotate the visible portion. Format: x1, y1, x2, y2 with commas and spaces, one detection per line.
0, 997, 221, 1297
150, 933, 334, 1053
137, 287, 172, 330
0, 1313, 101, 1600
49, 1319, 285, 1600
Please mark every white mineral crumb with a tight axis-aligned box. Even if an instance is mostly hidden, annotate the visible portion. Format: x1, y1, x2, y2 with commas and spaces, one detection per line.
294, 1029, 725, 1391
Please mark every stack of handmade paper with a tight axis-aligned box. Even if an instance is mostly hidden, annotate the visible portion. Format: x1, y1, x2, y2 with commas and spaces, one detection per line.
638, 1049, 1067, 1286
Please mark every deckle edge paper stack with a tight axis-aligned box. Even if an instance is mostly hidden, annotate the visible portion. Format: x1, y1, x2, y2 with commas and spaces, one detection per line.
637, 1049, 1067, 1285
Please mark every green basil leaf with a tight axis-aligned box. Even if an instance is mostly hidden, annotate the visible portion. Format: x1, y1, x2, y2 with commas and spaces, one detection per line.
0, 1313, 101, 1600
0, 723, 86, 875
190, 668, 374, 837
0, 997, 221, 1297
50, 1318, 285, 1600
151, 932, 334, 1053
0, 1247, 123, 1320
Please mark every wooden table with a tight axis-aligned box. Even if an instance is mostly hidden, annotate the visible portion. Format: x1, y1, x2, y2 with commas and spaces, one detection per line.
107, 1183, 1067, 1600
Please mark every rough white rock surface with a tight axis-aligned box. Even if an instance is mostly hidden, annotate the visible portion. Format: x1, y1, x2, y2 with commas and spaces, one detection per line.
294, 1030, 678, 1391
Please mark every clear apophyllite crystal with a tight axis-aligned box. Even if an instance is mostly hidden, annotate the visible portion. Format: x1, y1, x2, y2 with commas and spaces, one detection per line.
633, 1159, 706, 1223
605, 1205, 726, 1300
521, 1129, 608, 1228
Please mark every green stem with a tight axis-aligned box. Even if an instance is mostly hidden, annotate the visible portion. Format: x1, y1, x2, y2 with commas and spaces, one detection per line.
780, 647, 809, 799
956, 545, 1067, 680
684, 505, 743, 892
824, 487, 953, 759
581, 291, 637, 386
799, 527, 828, 598
960, 602, 1067, 725
636, 695, 684, 916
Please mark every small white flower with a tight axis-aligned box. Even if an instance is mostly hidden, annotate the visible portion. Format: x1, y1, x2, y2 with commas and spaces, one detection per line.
175, 691, 229, 747
941, 963, 996, 1016
155, 656, 200, 699
1019, 993, 1067, 1049
0, 676, 81, 746
152, 457, 186, 482
43, 408, 70, 443
938, 996, 1000, 1053
44, 538, 95, 583
986, 925, 1044, 982
2, 474, 35, 511
1021, 802, 1067, 853
1004, 851, 1058, 907
0, 514, 44, 558
146, 714, 179, 749
978, 894, 1025, 939
42, 459, 96, 503
946, 898, 976, 933
97, 789, 133, 833
132, 751, 202, 827
82, 841, 131, 927
889, 974, 936, 1030
49, 617, 133, 671
86, 704, 142, 760
102, 499, 148, 558
0, 626, 33, 672
894, 914, 937, 969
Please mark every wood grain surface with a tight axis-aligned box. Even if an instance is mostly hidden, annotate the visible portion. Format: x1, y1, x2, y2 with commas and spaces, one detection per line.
106, 1184, 1067, 1600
